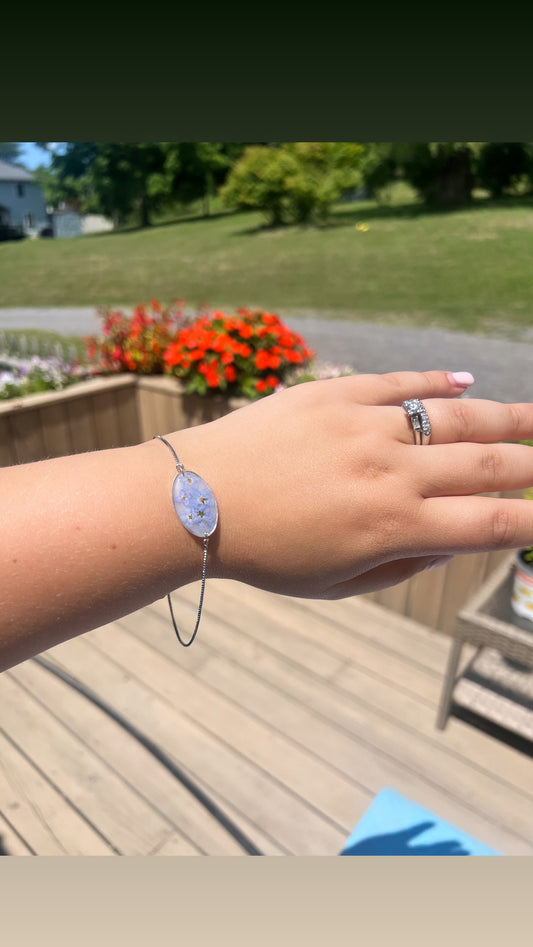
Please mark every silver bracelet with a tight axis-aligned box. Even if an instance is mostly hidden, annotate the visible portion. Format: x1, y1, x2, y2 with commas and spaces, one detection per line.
154, 434, 218, 647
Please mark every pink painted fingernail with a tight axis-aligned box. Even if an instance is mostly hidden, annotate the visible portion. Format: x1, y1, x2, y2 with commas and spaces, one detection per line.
448, 371, 474, 388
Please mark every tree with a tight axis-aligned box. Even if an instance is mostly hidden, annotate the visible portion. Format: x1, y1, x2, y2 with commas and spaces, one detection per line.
41, 142, 247, 227
220, 143, 364, 226
162, 142, 246, 216
359, 143, 399, 198
361, 143, 477, 207
84, 143, 167, 227
398, 143, 476, 207
0, 143, 22, 164
476, 142, 532, 197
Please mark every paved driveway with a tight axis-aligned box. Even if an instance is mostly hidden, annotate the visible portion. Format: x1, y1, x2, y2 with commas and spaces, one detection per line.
0, 307, 532, 404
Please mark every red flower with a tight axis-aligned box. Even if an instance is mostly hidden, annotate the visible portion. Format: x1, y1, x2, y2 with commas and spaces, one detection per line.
235, 321, 253, 339
205, 366, 220, 387
88, 302, 314, 398
254, 350, 272, 371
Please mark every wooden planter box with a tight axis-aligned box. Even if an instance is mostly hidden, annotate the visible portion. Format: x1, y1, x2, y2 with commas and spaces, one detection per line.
0, 374, 514, 636
0, 374, 243, 466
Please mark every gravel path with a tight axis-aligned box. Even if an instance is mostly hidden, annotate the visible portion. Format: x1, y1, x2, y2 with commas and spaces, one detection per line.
0, 307, 531, 404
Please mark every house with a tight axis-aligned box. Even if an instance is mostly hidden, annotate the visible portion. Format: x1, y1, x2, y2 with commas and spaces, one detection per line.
0, 159, 48, 238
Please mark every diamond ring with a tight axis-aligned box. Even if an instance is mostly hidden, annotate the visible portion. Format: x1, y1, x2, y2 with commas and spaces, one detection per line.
402, 399, 432, 445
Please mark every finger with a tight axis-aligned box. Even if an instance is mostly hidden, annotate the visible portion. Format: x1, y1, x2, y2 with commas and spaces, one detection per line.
417, 442, 533, 498
421, 496, 533, 554
398, 398, 533, 447
346, 370, 474, 406
325, 554, 454, 599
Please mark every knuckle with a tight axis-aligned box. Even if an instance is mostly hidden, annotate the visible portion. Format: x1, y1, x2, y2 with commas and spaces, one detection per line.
507, 403, 525, 437
480, 447, 504, 483
382, 370, 436, 402
489, 507, 514, 547
450, 401, 471, 440
421, 370, 440, 393
382, 373, 406, 395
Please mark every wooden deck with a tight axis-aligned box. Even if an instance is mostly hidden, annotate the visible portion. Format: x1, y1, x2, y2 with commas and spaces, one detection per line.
1, 581, 533, 856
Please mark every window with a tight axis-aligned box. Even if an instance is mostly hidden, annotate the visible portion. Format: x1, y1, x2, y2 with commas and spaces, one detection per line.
17, 183, 25, 198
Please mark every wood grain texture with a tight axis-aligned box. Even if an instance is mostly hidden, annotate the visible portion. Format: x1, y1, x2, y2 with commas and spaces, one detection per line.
2, 581, 533, 855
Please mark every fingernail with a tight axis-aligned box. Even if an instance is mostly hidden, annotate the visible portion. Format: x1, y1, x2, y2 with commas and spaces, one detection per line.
448, 371, 474, 388
427, 555, 454, 570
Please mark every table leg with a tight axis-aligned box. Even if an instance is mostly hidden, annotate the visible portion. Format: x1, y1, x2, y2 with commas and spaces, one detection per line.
436, 637, 464, 730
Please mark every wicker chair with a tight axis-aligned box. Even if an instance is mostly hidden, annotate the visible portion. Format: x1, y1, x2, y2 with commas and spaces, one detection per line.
436, 554, 533, 734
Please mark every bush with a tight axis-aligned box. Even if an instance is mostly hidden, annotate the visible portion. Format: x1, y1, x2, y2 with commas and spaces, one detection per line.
85, 299, 190, 374
84, 300, 355, 401
163, 308, 314, 399
220, 143, 364, 226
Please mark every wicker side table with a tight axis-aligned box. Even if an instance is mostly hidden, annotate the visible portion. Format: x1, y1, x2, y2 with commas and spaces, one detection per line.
436, 554, 533, 734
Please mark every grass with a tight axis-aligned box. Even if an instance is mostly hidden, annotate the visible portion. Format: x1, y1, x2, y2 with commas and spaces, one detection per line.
2, 189, 533, 337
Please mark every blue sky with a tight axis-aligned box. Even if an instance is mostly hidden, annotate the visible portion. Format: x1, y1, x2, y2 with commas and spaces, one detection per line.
18, 143, 56, 170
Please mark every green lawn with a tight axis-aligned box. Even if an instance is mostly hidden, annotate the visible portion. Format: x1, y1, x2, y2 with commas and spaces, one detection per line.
2, 195, 533, 336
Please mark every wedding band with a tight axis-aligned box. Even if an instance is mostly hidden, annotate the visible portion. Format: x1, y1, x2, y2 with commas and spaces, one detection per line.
402, 399, 432, 445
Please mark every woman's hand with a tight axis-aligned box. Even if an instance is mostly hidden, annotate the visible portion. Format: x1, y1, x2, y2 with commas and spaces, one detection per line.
171, 370, 533, 599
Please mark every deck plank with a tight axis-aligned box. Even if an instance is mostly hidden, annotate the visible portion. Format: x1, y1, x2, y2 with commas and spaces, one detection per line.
0, 673, 171, 855
162, 584, 446, 704
1, 579, 533, 855
0, 731, 112, 855
0, 811, 33, 856
9, 659, 254, 856
85, 621, 371, 831
146, 587, 533, 854
151, 832, 202, 855
41, 636, 345, 855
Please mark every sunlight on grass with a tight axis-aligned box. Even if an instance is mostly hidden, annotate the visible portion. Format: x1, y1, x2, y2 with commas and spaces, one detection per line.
1, 193, 533, 338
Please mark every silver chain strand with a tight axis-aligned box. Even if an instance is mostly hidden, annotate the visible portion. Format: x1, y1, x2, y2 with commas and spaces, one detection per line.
167, 536, 209, 647
154, 434, 212, 647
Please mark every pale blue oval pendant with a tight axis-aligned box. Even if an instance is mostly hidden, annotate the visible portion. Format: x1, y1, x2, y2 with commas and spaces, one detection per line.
172, 470, 218, 538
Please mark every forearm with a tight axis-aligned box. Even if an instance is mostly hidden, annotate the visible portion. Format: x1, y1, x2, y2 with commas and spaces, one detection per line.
0, 432, 208, 670
2, 369, 533, 673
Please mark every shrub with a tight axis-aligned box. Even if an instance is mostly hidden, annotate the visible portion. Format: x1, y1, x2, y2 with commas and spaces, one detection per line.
163, 308, 314, 399
220, 143, 364, 226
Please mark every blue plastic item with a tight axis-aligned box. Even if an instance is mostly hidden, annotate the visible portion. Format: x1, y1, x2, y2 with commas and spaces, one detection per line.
340, 788, 501, 856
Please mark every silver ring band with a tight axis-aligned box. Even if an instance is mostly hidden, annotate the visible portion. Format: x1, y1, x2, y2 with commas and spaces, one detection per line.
402, 398, 431, 445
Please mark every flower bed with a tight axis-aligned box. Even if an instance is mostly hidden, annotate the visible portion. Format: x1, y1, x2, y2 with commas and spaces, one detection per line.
0, 301, 355, 405
84, 300, 353, 399
163, 308, 314, 398
0, 353, 89, 401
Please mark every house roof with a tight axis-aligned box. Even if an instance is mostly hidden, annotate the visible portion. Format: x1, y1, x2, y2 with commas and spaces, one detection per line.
0, 159, 34, 182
